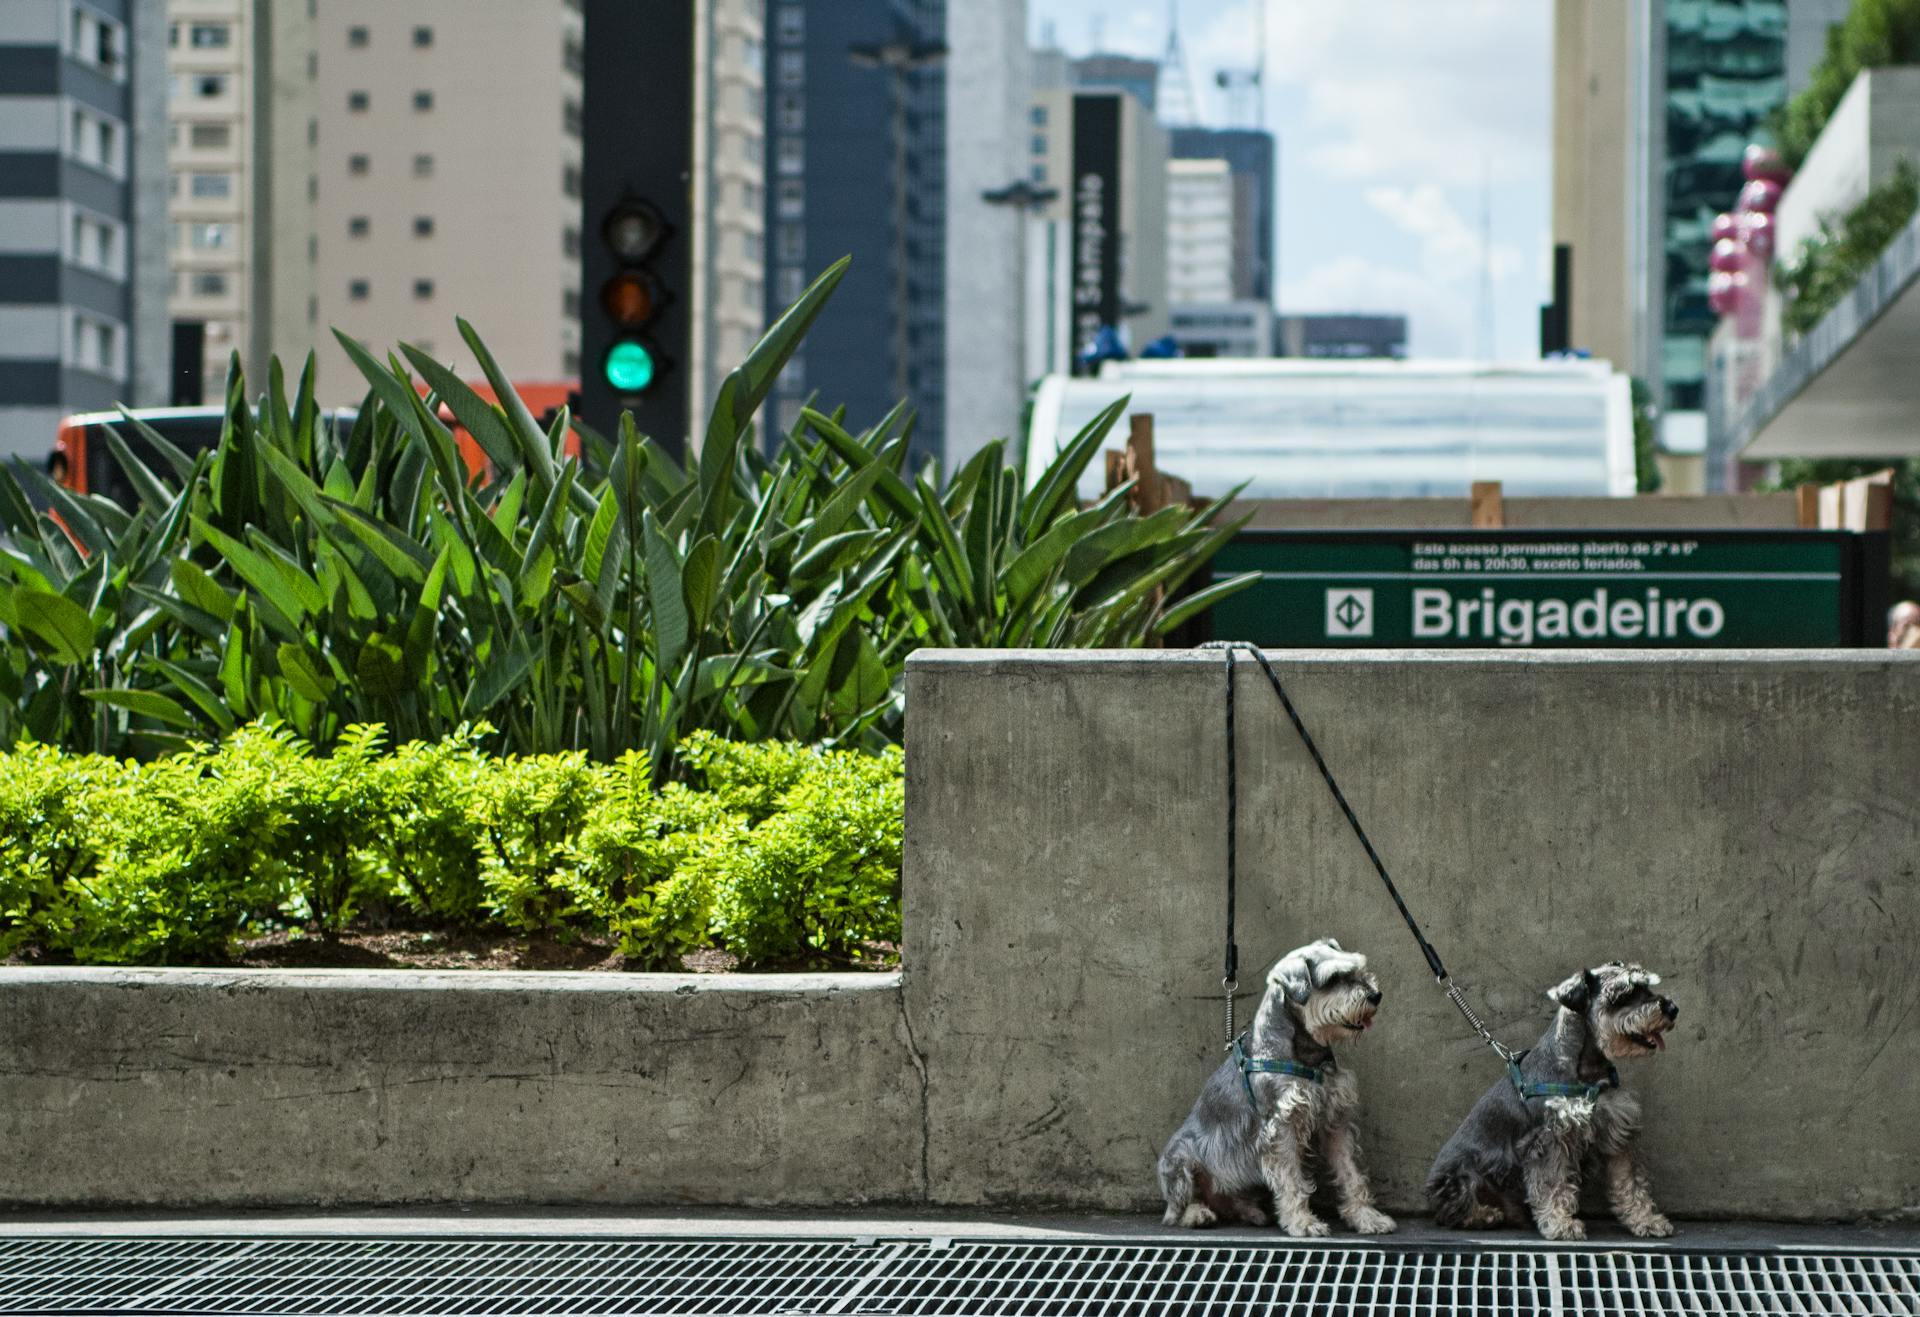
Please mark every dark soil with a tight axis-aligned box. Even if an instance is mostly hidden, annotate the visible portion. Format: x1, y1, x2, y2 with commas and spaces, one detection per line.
7, 928, 900, 974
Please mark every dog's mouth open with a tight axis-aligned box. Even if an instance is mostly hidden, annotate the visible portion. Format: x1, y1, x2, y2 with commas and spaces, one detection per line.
1624, 1021, 1670, 1052
1342, 1010, 1376, 1034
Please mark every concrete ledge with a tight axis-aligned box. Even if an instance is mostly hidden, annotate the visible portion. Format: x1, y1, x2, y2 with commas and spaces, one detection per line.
0, 968, 918, 1209
903, 648, 1920, 1220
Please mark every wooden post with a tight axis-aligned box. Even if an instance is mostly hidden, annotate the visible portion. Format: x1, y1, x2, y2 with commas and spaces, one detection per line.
1471, 481, 1504, 528
1128, 413, 1161, 513
1795, 484, 1820, 528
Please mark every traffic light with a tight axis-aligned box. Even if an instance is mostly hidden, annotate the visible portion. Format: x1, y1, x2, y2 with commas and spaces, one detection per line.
597, 197, 671, 396
580, 1, 694, 458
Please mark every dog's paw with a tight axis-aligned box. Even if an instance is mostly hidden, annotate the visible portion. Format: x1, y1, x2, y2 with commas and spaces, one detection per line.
1233, 1201, 1273, 1227
1344, 1207, 1397, 1235
1627, 1213, 1674, 1238
1280, 1213, 1332, 1238
1175, 1203, 1218, 1229
1537, 1217, 1586, 1242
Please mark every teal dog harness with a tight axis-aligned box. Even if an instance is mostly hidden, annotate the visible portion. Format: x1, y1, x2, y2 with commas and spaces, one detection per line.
1231, 1035, 1323, 1109
1506, 1050, 1619, 1102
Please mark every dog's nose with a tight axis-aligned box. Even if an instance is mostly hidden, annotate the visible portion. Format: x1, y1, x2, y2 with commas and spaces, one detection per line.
1661, 999, 1678, 1020
1365, 989, 1382, 1006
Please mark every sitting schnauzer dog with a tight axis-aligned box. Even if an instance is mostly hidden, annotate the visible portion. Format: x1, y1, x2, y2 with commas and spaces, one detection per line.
1425, 961, 1679, 1240
1157, 937, 1395, 1237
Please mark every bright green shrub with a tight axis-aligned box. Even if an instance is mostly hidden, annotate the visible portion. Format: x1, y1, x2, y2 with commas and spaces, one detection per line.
469, 749, 605, 932
0, 743, 127, 954
371, 726, 491, 923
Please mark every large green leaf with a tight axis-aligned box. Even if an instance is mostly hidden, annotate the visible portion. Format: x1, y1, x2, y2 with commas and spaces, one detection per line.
1019, 396, 1129, 540
643, 514, 690, 676
14, 589, 96, 665
83, 687, 194, 729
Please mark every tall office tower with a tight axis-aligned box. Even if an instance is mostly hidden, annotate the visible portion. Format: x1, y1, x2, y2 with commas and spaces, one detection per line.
1168, 126, 1275, 303
694, 0, 768, 420
1070, 53, 1157, 111
165, 0, 249, 404
298, 1, 584, 399
764, 0, 948, 466
1166, 157, 1233, 304
0, 0, 169, 459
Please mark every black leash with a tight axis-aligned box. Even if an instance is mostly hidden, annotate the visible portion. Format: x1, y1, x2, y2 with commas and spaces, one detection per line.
1202, 641, 1517, 1064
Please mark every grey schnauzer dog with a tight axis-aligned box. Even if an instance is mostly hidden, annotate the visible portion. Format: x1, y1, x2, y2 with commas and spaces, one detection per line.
1157, 937, 1396, 1237
1426, 961, 1679, 1240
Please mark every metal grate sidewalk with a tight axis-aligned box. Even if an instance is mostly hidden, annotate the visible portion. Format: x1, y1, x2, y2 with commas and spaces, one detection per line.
0, 1235, 1916, 1316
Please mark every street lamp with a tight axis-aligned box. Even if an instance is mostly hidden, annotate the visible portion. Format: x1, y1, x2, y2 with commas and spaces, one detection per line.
849, 30, 947, 408
982, 179, 1059, 390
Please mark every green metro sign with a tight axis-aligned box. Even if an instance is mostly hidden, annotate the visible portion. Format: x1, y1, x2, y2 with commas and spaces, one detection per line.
1205, 530, 1889, 648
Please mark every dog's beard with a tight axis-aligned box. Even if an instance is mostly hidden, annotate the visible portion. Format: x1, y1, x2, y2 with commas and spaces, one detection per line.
1301, 983, 1378, 1045
1596, 999, 1674, 1059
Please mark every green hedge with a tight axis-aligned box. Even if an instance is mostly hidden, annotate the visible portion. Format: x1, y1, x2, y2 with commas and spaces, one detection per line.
0, 728, 901, 968
1774, 0, 1920, 169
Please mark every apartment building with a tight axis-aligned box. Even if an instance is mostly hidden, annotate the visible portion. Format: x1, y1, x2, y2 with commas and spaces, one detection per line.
165, 0, 248, 403
1166, 156, 1232, 305
0, 0, 169, 459
694, 0, 768, 416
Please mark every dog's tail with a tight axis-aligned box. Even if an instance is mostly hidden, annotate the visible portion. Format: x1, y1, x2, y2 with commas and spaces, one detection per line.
1425, 1167, 1478, 1230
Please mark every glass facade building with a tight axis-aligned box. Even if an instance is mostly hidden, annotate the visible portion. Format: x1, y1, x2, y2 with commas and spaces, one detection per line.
1661, 0, 1786, 412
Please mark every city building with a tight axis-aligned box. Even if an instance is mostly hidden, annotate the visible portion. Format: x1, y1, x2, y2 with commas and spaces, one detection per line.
165, 0, 249, 404
1168, 301, 1270, 358
692, 0, 768, 422
1026, 87, 1168, 375
299, 0, 585, 399
1550, 0, 1793, 461
0, 0, 170, 459
764, 0, 948, 465
1166, 157, 1232, 305
943, 0, 1030, 465
1275, 313, 1407, 360
1169, 126, 1276, 303
1068, 52, 1156, 111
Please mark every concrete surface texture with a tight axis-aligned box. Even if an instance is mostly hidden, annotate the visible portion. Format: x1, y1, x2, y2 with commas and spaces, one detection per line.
0, 970, 917, 1208
902, 649, 1920, 1220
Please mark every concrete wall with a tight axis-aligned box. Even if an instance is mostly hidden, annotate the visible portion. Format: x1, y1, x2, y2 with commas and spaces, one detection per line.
0, 969, 919, 1208
903, 650, 1920, 1219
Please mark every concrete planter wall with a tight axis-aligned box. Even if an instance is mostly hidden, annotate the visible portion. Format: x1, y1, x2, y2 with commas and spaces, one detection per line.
4, 650, 1917, 1218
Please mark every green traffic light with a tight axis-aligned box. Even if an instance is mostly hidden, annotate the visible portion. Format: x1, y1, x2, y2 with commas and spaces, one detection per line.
604, 339, 656, 392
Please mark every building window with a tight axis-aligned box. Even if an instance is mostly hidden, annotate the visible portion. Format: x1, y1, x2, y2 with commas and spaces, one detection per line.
189, 171, 232, 198
563, 98, 582, 137
308, 234, 318, 262
1031, 162, 1047, 184
777, 93, 803, 132
192, 271, 228, 297
70, 212, 121, 274
776, 6, 803, 43
1031, 105, 1048, 126
349, 279, 370, 301
563, 289, 579, 318
562, 226, 579, 258
775, 179, 802, 219
563, 36, 585, 75
307, 295, 318, 323
743, 180, 762, 211
348, 216, 370, 237
741, 35, 763, 70
307, 51, 318, 79
747, 84, 763, 119
308, 118, 318, 145
69, 106, 121, 176
189, 22, 230, 48
411, 89, 433, 111
348, 90, 370, 112
194, 73, 227, 98
348, 25, 369, 48
777, 267, 804, 303
1030, 134, 1045, 155
563, 349, 582, 376
776, 50, 804, 87
414, 215, 435, 237
744, 134, 763, 165
777, 224, 803, 262
70, 7, 124, 79
308, 174, 318, 200
189, 221, 232, 249
412, 25, 433, 47
70, 313, 120, 375
413, 153, 434, 177
776, 137, 803, 176
189, 122, 230, 149
348, 153, 369, 175
562, 164, 582, 197
168, 22, 177, 47
413, 279, 435, 300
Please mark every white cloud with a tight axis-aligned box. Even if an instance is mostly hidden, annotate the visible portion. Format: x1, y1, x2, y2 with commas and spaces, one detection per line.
1187, 0, 1548, 188
1363, 184, 1523, 284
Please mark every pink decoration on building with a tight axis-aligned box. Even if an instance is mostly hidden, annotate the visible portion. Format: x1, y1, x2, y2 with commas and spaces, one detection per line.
1742, 144, 1790, 185
1711, 212, 1739, 243
1739, 210, 1776, 260
1737, 178, 1783, 214
1710, 237, 1745, 272
1707, 269, 1743, 317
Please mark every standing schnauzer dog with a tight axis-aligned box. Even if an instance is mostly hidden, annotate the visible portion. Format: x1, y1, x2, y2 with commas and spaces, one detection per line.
1425, 961, 1679, 1240
1157, 938, 1396, 1237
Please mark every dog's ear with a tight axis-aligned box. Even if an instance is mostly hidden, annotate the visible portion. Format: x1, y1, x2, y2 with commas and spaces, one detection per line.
1547, 968, 1599, 1012
1270, 950, 1314, 1004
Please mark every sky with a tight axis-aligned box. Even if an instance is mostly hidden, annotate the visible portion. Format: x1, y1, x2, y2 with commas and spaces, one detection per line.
1028, 0, 1552, 360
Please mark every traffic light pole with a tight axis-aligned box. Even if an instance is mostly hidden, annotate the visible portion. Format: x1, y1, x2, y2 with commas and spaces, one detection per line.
581, 0, 695, 461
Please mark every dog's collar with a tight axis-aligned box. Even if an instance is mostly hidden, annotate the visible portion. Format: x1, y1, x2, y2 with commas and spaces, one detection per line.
1506, 1050, 1619, 1102
1232, 1035, 1323, 1109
